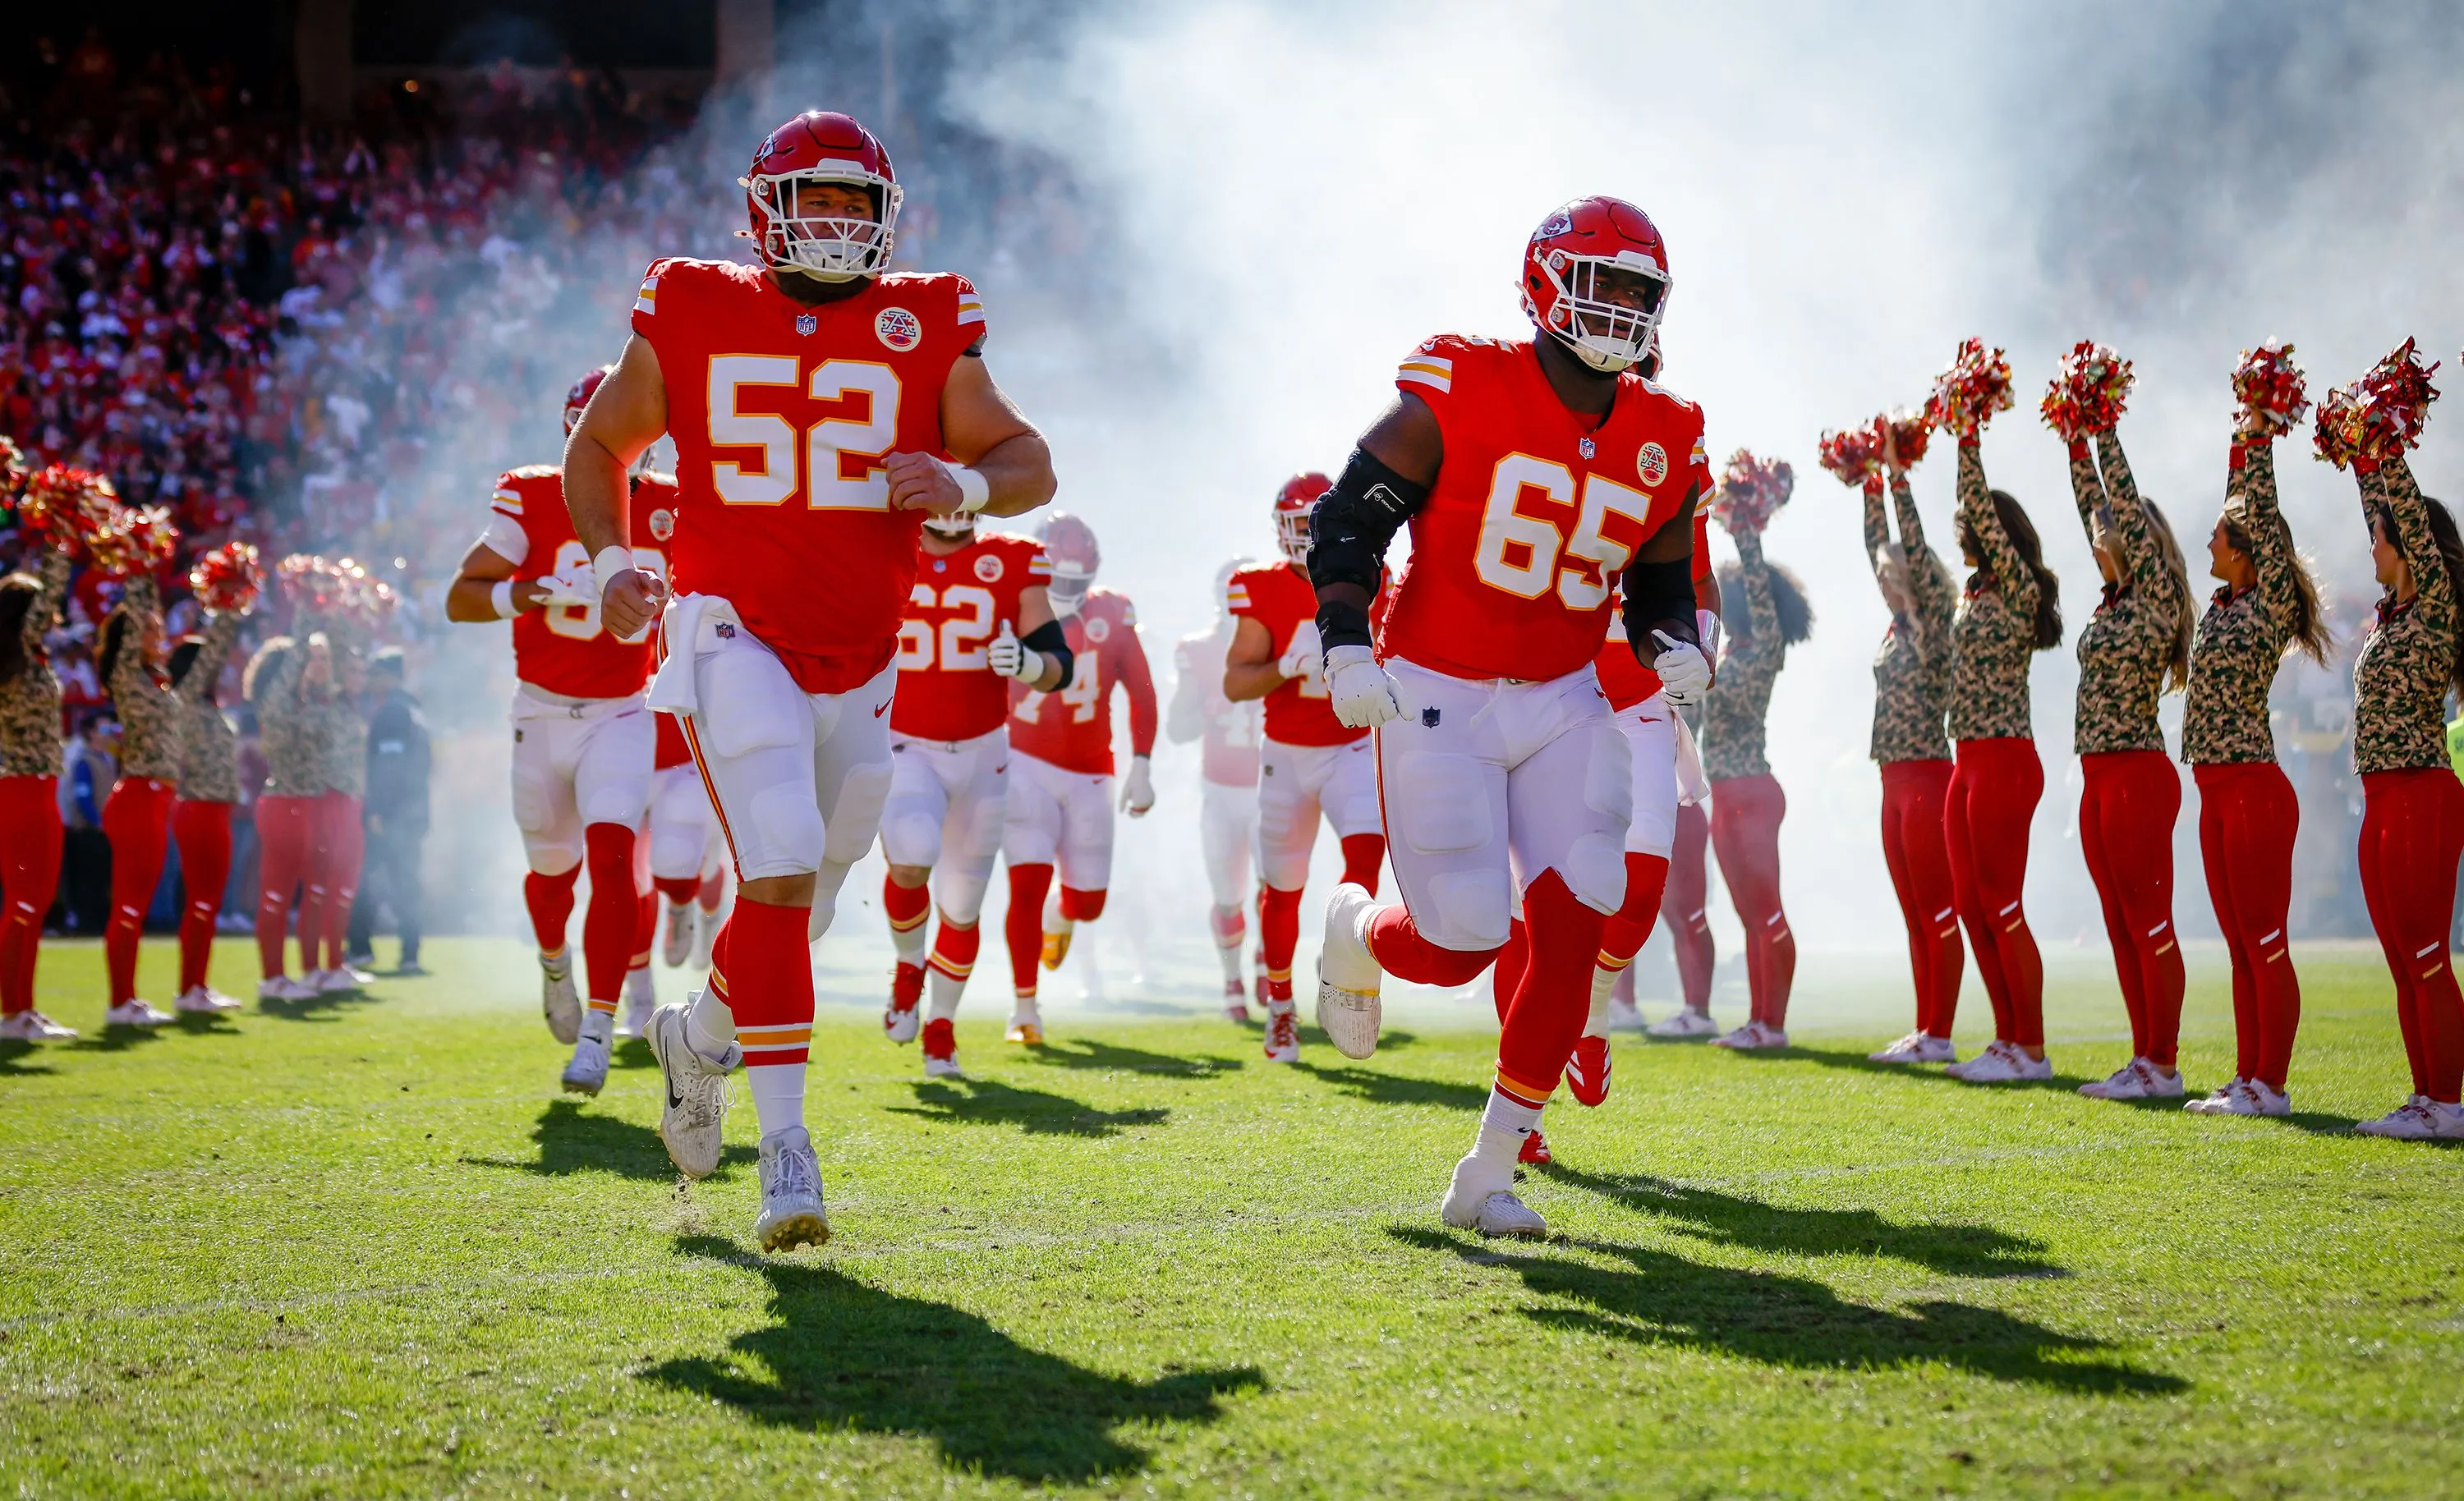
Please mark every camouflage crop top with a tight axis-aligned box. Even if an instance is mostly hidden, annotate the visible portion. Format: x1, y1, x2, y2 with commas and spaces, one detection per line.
1867, 475, 1954, 764
1699, 526, 1788, 782
1947, 440, 2042, 743
2182, 441, 2300, 766
177, 607, 248, 803
2351, 455, 2457, 776
0, 549, 71, 778
2069, 433, 2179, 756
110, 576, 184, 783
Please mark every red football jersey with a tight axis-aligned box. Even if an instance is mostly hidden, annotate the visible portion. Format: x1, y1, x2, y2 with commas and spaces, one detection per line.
486, 466, 673, 700
1595, 454, 1717, 709
892, 530, 1052, 741
631, 257, 986, 692
654, 709, 692, 769
1226, 559, 1371, 747
1006, 589, 1157, 777
1379, 334, 1704, 683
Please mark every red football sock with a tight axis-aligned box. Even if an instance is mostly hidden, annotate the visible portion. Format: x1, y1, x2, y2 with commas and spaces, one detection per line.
633, 886, 658, 972
581, 824, 639, 1007
1005, 862, 1054, 997
1257, 884, 1303, 986
524, 865, 581, 956
726, 897, 815, 1066
930, 916, 981, 983
1339, 833, 1386, 894
1366, 904, 1501, 988
1060, 885, 1106, 922
654, 874, 701, 905
883, 874, 931, 933
1496, 869, 1608, 1102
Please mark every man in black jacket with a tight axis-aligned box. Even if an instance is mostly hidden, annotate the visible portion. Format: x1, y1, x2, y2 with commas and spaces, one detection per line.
347, 649, 431, 975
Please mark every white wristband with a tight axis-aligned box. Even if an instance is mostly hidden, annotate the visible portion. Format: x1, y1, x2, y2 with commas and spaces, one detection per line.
951, 466, 991, 515
490, 579, 517, 619
591, 545, 637, 595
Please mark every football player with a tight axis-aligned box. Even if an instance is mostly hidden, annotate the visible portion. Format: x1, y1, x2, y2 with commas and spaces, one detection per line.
1308, 199, 1712, 1237
1223, 475, 1387, 1063
444, 366, 670, 1098
572, 111, 1056, 1252
1166, 558, 1264, 1019
1000, 512, 1156, 1044
878, 508, 1067, 1078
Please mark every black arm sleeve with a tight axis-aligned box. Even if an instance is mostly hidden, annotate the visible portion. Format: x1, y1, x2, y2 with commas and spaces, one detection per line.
1021, 617, 1073, 686
1311, 446, 1431, 649
1620, 556, 1698, 663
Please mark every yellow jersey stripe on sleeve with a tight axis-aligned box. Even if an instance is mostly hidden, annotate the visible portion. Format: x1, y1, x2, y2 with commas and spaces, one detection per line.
1397, 357, 1453, 393
956, 296, 986, 327
632, 274, 660, 317
491, 489, 524, 515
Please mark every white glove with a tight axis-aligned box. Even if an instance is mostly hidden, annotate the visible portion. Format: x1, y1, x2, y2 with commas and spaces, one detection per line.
1652, 630, 1712, 706
1276, 621, 1322, 682
988, 622, 1042, 682
1695, 607, 1724, 668
534, 572, 595, 608
1324, 644, 1404, 728
1119, 755, 1155, 816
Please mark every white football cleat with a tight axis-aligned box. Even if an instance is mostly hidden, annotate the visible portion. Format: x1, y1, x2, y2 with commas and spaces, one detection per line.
1647, 1008, 1721, 1040
172, 985, 243, 1014
661, 898, 695, 968
1004, 1004, 1045, 1047
256, 975, 314, 1003
1313, 882, 1383, 1061
1604, 996, 1645, 1032
539, 949, 582, 1044
561, 1032, 611, 1096
1262, 1002, 1299, 1063
921, 1018, 963, 1079
618, 976, 655, 1040
754, 1126, 830, 1252
1440, 1155, 1547, 1239
0, 1009, 76, 1040
103, 999, 176, 1027
1222, 980, 1253, 1024
884, 962, 924, 1044
647, 998, 738, 1179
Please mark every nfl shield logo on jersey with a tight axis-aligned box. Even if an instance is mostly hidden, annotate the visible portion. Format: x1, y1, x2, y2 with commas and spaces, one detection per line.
1637, 442, 1670, 487
876, 306, 922, 351
795, 313, 817, 337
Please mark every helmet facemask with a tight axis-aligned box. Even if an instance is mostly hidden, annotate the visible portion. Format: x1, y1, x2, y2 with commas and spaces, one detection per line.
1540, 252, 1670, 373
743, 168, 903, 282
921, 512, 978, 542
1275, 507, 1311, 565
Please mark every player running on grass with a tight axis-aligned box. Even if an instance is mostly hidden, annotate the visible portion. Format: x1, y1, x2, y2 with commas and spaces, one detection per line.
878, 510, 1067, 1078
444, 367, 671, 1097
1168, 558, 1266, 1018
1306, 198, 1711, 1238
573, 111, 1055, 1251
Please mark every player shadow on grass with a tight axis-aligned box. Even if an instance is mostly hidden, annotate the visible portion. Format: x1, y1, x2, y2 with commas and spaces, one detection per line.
1389, 1228, 2183, 1396
643, 1235, 1263, 1482
464, 1099, 756, 1181
0, 1039, 53, 1076
888, 1077, 1170, 1138
1538, 1164, 2064, 1279
1291, 1060, 1488, 1113
1027, 1038, 1246, 1078
1780, 1044, 2102, 1093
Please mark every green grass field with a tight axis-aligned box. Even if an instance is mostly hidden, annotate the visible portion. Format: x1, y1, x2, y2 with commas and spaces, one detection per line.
3, 934, 2461, 1498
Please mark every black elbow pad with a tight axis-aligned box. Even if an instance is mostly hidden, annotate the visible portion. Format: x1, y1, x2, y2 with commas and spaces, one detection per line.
1308, 446, 1428, 596
1022, 618, 1073, 685
1621, 557, 1697, 659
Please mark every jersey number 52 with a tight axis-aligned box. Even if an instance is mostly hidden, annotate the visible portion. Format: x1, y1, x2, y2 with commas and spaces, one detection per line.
708, 356, 902, 510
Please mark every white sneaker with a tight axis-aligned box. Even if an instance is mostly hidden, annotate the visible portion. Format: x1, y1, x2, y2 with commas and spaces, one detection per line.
2215, 1079, 2290, 1117
619, 975, 655, 1040
2184, 1076, 2249, 1114
689, 904, 719, 970
1440, 1155, 1547, 1238
172, 985, 243, 1014
561, 1033, 611, 1096
661, 899, 695, 968
1313, 882, 1383, 1061
1711, 1021, 1781, 1050
1868, 1031, 1943, 1063
648, 998, 738, 1179
1262, 1001, 1299, 1063
103, 999, 176, 1027
0, 1009, 76, 1040
2354, 1096, 2444, 1140
336, 963, 377, 986
539, 950, 582, 1044
1604, 996, 1645, 1032
1947, 1041, 2052, 1083
755, 1126, 830, 1252
1648, 1008, 1721, 1040
256, 975, 314, 1003
310, 967, 362, 994
2080, 1058, 2184, 1100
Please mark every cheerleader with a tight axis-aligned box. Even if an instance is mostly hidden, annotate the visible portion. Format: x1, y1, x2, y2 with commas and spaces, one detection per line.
246, 628, 330, 1001
2182, 353, 2330, 1117
2339, 356, 2464, 1139
169, 597, 251, 1012
0, 544, 74, 1040
97, 575, 185, 1024
1939, 425, 2065, 1083
1862, 439, 1965, 1065
2064, 422, 2198, 1101
306, 620, 371, 991
1699, 521, 1811, 1049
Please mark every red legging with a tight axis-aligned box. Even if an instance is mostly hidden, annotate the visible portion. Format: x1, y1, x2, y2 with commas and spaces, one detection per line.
1710, 773, 1794, 1030
2079, 750, 2186, 1067
314, 792, 364, 972
174, 798, 233, 994
1004, 864, 1105, 1000
2358, 768, 2464, 1104
1660, 801, 1713, 1012
0, 774, 62, 1016
2193, 761, 2301, 1090
1944, 737, 2045, 1049
255, 793, 318, 979
1370, 868, 1602, 1102
1879, 759, 1962, 1038
103, 777, 178, 1005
